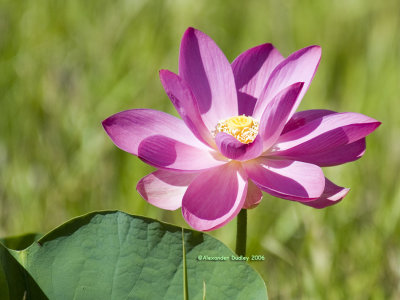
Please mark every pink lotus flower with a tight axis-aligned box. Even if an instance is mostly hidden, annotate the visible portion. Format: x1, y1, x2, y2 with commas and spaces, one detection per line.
103, 28, 380, 231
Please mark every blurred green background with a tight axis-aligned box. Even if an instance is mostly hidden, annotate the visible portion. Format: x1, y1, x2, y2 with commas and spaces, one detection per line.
0, 0, 398, 298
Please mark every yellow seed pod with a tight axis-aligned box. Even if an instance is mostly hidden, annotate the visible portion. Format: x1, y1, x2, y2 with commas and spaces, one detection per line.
226, 116, 254, 130
214, 115, 259, 144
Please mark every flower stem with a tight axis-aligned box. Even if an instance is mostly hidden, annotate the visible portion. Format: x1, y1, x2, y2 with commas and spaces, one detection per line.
182, 229, 189, 300
235, 209, 247, 256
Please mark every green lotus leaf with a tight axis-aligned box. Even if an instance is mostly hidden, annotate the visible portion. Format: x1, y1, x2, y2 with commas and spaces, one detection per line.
1, 211, 267, 299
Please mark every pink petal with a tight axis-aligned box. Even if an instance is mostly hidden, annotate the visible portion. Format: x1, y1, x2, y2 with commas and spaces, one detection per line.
271, 113, 381, 163
253, 46, 322, 120
242, 180, 263, 209
258, 82, 304, 151
138, 135, 227, 171
276, 138, 366, 167
282, 109, 336, 134
243, 158, 325, 201
300, 178, 349, 208
278, 109, 368, 166
179, 28, 238, 131
215, 133, 263, 161
102, 109, 227, 171
137, 169, 198, 210
232, 44, 284, 116
182, 163, 248, 231
103, 109, 202, 153
159, 70, 215, 147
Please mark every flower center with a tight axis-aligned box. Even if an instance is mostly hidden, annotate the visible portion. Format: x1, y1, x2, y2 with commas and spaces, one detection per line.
214, 115, 259, 144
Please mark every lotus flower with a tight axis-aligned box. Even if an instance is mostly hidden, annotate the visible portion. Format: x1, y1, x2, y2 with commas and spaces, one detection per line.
103, 27, 380, 231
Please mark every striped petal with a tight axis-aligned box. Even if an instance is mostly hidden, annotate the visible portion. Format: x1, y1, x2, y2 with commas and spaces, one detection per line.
179, 28, 238, 131
103, 109, 227, 171
232, 43, 284, 116
244, 158, 325, 201
137, 169, 198, 210
253, 46, 321, 120
159, 70, 215, 147
271, 112, 380, 167
182, 163, 248, 231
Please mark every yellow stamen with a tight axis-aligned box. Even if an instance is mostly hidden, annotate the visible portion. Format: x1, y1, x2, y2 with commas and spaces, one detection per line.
214, 115, 259, 144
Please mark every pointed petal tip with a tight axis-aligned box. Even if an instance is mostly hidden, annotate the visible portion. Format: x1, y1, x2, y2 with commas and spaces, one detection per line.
357, 117, 381, 133
304, 45, 322, 55
183, 27, 198, 39
135, 177, 146, 197
310, 187, 350, 209
295, 44, 321, 55
302, 179, 350, 209
329, 186, 350, 201
102, 115, 111, 126
159, 68, 175, 77
158, 69, 173, 83
293, 81, 305, 90
311, 44, 321, 50
371, 120, 382, 132
101, 116, 113, 134
251, 43, 274, 51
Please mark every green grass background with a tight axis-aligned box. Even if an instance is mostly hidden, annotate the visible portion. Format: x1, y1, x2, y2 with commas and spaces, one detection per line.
0, 0, 398, 298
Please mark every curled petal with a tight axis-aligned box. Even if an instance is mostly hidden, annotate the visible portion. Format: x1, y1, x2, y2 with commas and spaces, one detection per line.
137, 170, 198, 210
300, 178, 349, 208
182, 163, 248, 231
243, 180, 263, 209
244, 158, 325, 201
253, 45, 321, 120
179, 27, 238, 130
215, 133, 262, 161
232, 43, 284, 116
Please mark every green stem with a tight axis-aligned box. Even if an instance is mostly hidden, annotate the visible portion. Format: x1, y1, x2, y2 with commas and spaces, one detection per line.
182, 229, 189, 300
235, 209, 247, 256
